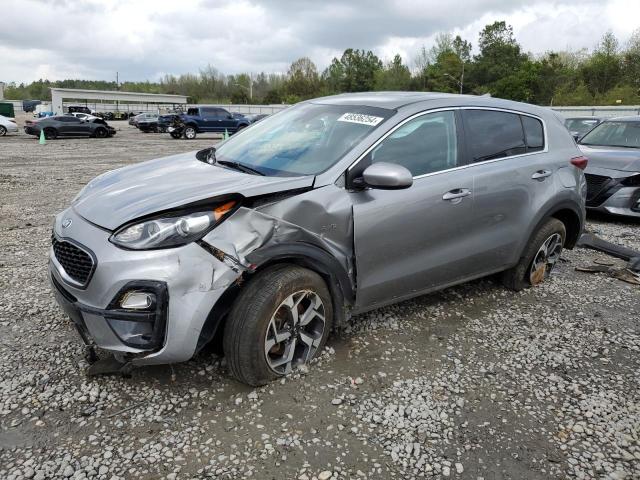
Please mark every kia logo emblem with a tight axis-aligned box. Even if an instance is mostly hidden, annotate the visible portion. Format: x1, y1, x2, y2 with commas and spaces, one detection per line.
62, 218, 72, 229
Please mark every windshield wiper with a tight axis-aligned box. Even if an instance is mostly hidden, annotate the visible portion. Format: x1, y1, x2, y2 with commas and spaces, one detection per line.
217, 160, 265, 176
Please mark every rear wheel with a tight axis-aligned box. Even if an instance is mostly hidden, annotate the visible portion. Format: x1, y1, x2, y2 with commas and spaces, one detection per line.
43, 128, 57, 140
0, 126, 6, 136
183, 126, 197, 139
223, 265, 333, 386
501, 218, 566, 291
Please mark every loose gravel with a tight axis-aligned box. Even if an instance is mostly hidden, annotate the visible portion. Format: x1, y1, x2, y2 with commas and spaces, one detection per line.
1, 122, 639, 479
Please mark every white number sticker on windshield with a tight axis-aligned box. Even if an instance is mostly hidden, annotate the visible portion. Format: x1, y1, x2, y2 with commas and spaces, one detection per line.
337, 113, 384, 126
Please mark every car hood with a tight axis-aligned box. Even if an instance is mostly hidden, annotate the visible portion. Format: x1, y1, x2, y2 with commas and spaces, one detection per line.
579, 145, 640, 173
73, 151, 314, 230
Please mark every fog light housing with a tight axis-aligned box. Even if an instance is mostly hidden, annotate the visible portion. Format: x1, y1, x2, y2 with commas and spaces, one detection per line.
104, 281, 168, 350
120, 291, 155, 310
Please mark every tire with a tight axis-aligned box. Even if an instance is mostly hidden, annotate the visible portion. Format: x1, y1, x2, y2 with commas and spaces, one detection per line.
94, 127, 107, 138
0, 126, 6, 136
43, 128, 57, 140
501, 218, 566, 291
236, 124, 247, 132
170, 131, 182, 139
183, 126, 197, 139
223, 265, 333, 386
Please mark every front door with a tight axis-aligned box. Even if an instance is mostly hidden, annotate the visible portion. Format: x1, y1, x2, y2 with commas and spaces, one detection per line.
352, 110, 477, 310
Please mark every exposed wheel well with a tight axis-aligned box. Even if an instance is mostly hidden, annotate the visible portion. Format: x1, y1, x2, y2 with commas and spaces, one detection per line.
198, 257, 349, 356
551, 208, 582, 249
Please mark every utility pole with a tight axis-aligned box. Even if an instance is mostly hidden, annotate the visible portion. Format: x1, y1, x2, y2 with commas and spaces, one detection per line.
116, 72, 119, 114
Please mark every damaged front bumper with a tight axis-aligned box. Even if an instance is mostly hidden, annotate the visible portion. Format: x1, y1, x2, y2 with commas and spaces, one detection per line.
49, 208, 242, 366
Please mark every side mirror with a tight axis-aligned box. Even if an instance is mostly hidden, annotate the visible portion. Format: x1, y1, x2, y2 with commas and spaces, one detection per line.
572, 132, 581, 141
227, 114, 234, 119
361, 162, 413, 190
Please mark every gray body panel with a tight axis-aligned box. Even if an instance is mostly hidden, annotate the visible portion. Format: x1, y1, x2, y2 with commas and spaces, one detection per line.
49, 92, 586, 366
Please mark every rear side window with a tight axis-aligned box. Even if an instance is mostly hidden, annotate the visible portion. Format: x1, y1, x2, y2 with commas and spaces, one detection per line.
464, 110, 526, 162
522, 115, 544, 151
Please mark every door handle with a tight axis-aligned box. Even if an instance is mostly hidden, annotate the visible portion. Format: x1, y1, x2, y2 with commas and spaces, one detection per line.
442, 188, 471, 201
531, 169, 552, 180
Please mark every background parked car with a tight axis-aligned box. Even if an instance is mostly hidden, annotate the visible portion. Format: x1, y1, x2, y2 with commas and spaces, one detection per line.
565, 117, 602, 140
68, 112, 100, 122
172, 107, 251, 139
578, 116, 640, 217
137, 115, 164, 133
24, 116, 116, 139
0, 114, 18, 136
67, 106, 93, 115
245, 113, 269, 123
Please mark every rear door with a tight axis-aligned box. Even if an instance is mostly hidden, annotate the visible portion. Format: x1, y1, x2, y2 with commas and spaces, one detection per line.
352, 110, 478, 310
461, 108, 553, 272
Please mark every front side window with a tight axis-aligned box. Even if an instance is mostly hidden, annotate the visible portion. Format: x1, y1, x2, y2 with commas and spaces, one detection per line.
464, 110, 526, 162
214, 103, 393, 176
369, 110, 458, 176
580, 121, 640, 148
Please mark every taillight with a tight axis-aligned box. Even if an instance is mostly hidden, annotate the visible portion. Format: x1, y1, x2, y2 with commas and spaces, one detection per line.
570, 156, 588, 170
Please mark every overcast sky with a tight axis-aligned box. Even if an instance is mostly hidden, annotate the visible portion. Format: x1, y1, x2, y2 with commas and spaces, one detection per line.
1, 0, 638, 84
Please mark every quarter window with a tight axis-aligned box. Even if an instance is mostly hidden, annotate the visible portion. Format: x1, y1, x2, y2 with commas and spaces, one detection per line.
370, 111, 458, 176
522, 115, 544, 151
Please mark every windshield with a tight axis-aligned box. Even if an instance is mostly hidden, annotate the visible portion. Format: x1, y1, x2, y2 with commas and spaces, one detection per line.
565, 118, 599, 136
580, 121, 640, 148
214, 103, 394, 176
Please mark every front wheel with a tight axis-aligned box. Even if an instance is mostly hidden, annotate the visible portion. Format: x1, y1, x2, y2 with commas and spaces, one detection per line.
501, 218, 566, 291
223, 265, 333, 386
94, 127, 107, 138
0, 126, 6, 136
183, 126, 197, 139
170, 130, 182, 139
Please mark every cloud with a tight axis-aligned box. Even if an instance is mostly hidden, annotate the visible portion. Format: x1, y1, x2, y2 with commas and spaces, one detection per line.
0, 0, 635, 83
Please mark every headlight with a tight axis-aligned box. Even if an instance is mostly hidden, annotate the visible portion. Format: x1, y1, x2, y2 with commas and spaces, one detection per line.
110, 201, 237, 250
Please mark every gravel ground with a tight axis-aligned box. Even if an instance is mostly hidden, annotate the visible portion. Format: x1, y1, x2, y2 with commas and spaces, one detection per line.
1, 123, 639, 480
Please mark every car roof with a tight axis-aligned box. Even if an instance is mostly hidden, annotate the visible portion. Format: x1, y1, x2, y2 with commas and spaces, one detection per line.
308, 91, 551, 117
604, 115, 640, 122
565, 116, 601, 120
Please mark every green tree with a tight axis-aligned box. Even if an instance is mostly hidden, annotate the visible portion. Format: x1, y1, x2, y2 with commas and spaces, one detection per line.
322, 49, 382, 92
470, 21, 527, 92
374, 54, 411, 90
581, 31, 622, 95
285, 57, 320, 98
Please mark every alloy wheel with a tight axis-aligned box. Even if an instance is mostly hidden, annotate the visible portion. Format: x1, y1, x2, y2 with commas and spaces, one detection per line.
264, 290, 326, 375
529, 233, 563, 285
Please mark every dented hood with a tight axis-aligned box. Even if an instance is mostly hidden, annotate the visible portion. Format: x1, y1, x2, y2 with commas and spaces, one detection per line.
73, 151, 314, 230
579, 145, 640, 173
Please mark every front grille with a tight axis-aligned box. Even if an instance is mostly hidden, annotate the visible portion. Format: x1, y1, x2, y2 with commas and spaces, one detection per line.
52, 236, 95, 286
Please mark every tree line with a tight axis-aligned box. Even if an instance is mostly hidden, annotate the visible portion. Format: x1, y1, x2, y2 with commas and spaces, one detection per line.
5, 21, 640, 107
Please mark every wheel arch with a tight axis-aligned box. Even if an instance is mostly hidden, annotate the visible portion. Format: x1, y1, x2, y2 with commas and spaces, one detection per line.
195, 242, 354, 355
521, 200, 584, 259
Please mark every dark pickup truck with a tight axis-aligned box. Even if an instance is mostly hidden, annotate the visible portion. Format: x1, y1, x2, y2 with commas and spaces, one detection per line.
173, 107, 251, 139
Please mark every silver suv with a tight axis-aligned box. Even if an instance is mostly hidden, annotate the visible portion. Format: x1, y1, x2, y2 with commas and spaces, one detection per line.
50, 93, 587, 386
